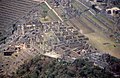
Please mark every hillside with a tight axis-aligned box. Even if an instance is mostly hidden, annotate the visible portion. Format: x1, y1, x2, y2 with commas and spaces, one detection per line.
3, 54, 120, 78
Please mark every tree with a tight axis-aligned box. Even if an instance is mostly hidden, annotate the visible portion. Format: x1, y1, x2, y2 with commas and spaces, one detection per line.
30, 71, 38, 78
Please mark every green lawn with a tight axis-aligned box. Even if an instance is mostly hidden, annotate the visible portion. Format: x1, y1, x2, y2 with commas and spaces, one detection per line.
40, 2, 60, 21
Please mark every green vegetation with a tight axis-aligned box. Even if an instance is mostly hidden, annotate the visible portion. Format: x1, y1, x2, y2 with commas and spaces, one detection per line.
72, 0, 113, 31
40, 2, 60, 21
97, 14, 114, 26
40, 2, 49, 11
88, 15, 108, 30
11, 55, 120, 78
72, 1, 87, 11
